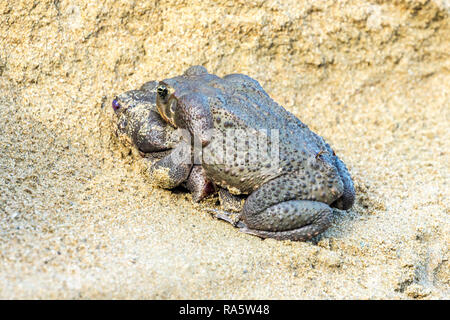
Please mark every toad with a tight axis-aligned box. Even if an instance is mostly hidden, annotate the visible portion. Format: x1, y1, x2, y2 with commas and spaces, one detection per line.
112, 66, 355, 241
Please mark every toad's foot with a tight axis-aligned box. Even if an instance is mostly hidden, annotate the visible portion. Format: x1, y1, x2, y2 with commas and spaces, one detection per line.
208, 208, 244, 228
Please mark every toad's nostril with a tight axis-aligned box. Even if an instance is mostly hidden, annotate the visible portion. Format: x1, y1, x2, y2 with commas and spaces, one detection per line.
112, 98, 121, 111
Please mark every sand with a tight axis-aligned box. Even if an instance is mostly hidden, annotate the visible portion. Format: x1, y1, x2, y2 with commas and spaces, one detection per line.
0, 0, 448, 299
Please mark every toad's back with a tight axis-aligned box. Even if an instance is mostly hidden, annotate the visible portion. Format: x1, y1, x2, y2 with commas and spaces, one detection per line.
195, 73, 340, 195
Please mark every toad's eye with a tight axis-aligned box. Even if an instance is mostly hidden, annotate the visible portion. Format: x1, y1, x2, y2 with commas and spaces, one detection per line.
157, 85, 168, 99
112, 98, 121, 111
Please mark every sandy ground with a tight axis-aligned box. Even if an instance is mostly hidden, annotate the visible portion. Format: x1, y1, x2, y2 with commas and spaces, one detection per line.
0, 0, 449, 299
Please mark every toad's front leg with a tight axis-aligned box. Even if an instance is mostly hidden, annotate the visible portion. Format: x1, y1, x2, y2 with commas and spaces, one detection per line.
143, 145, 215, 202
143, 143, 193, 189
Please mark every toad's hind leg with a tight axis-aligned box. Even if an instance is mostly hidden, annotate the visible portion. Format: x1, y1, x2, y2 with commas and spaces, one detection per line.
239, 200, 332, 241
235, 175, 334, 241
